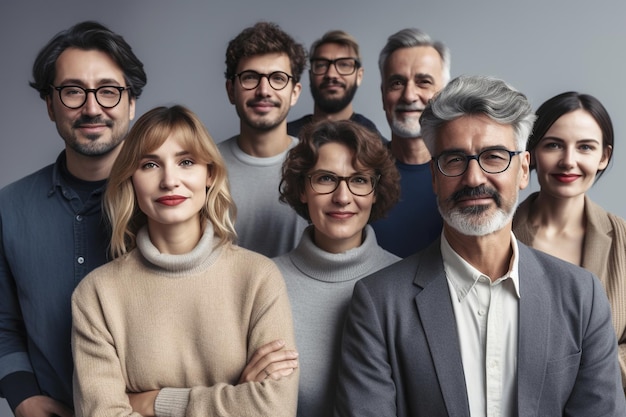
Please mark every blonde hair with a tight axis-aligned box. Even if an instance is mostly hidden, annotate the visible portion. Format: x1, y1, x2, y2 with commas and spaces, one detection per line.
105, 105, 236, 258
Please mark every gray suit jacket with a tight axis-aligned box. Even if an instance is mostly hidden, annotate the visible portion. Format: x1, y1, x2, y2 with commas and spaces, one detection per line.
335, 239, 626, 417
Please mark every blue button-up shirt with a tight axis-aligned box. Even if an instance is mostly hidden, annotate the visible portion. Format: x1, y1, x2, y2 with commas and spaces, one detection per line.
0, 152, 110, 409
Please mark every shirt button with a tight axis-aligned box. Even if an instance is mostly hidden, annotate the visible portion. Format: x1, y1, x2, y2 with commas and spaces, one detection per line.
77, 256, 85, 265
478, 309, 486, 316
76, 215, 83, 221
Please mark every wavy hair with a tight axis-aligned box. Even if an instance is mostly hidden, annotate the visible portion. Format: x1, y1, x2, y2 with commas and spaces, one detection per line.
105, 105, 236, 258
378, 28, 451, 86
279, 120, 400, 223
421, 75, 535, 155
30, 21, 146, 100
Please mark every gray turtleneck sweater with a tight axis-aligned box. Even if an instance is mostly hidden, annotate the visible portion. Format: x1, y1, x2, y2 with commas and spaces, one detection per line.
272, 225, 399, 417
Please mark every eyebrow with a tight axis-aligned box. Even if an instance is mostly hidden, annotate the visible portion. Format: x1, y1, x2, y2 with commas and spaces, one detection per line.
541, 136, 602, 144
56, 78, 124, 87
439, 146, 511, 154
140, 150, 192, 160
310, 168, 372, 176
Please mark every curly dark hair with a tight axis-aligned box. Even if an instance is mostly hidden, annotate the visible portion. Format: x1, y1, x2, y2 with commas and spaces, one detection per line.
30, 21, 147, 100
280, 120, 400, 223
224, 21, 307, 83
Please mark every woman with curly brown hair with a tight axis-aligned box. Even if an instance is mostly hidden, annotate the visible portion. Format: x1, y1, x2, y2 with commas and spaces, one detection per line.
273, 119, 401, 417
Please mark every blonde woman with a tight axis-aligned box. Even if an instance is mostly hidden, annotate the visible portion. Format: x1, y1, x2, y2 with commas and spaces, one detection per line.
71, 105, 298, 416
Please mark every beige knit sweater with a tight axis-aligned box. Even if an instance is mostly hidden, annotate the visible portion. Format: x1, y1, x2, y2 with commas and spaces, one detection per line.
71, 224, 298, 417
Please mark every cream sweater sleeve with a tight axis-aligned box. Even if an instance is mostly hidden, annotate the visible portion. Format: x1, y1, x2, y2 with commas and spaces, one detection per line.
71, 272, 144, 417
156, 255, 299, 417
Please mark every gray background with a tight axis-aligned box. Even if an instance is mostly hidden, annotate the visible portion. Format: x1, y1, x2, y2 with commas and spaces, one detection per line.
1, 0, 624, 414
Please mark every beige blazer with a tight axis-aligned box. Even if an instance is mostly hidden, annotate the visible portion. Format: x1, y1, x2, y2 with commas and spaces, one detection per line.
514, 192, 626, 389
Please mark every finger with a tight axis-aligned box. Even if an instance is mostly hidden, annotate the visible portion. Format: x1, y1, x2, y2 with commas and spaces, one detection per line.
247, 339, 285, 367
264, 357, 299, 375
245, 348, 298, 378
239, 340, 289, 383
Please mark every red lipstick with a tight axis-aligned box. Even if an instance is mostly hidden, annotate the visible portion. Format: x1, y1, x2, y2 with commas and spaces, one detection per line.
156, 195, 187, 206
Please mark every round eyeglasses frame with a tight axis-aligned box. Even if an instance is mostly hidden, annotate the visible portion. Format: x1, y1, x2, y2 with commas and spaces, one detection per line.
306, 172, 380, 196
232, 70, 293, 91
309, 58, 361, 76
433, 149, 523, 177
52, 85, 130, 109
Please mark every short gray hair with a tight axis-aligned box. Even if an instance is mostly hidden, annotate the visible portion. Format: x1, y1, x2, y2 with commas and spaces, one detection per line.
420, 75, 535, 155
378, 28, 451, 85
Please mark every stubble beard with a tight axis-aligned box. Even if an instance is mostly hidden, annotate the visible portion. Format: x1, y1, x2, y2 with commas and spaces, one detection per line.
62, 118, 126, 157
239, 99, 288, 132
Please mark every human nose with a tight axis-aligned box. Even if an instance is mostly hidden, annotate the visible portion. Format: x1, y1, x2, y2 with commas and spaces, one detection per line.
255, 75, 272, 96
159, 166, 180, 189
81, 90, 102, 115
401, 80, 419, 103
461, 157, 487, 186
324, 62, 340, 78
332, 179, 352, 205
558, 147, 576, 169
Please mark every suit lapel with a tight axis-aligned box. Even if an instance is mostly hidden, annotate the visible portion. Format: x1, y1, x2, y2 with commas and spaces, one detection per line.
581, 196, 612, 284
516, 244, 550, 416
414, 243, 470, 416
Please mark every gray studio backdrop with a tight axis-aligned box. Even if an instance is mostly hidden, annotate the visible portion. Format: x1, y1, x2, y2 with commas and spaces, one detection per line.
1, 0, 624, 414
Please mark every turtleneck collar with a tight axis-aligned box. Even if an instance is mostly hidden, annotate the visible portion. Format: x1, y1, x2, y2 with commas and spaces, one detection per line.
136, 222, 223, 276
287, 224, 392, 283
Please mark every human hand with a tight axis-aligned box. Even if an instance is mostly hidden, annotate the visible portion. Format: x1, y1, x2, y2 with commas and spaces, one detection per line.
238, 339, 299, 383
14, 395, 73, 417
128, 390, 159, 417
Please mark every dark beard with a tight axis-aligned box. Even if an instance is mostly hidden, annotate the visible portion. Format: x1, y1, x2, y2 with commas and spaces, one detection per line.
310, 81, 358, 114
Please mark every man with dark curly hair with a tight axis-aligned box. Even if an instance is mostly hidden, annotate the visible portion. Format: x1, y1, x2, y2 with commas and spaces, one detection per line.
219, 22, 308, 258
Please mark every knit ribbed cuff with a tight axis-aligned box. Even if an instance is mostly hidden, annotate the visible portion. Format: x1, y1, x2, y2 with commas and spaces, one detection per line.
0, 371, 42, 411
154, 387, 191, 417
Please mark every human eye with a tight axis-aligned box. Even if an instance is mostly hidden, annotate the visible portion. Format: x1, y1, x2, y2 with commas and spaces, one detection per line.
542, 140, 562, 150
98, 86, 120, 97
337, 59, 354, 70
387, 78, 406, 91
179, 159, 195, 167
240, 71, 259, 82
578, 142, 597, 152
441, 153, 465, 166
62, 86, 84, 96
482, 149, 508, 161
417, 77, 433, 86
314, 173, 337, 184
312, 60, 330, 72
270, 72, 288, 84
140, 161, 158, 170
349, 175, 370, 185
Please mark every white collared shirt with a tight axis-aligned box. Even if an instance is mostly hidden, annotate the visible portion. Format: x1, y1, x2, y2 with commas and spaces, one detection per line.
441, 232, 520, 417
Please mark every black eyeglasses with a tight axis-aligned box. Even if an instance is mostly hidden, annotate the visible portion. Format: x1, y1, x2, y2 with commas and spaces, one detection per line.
52, 85, 130, 109
434, 148, 523, 177
232, 70, 293, 91
310, 58, 361, 76
307, 171, 379, 196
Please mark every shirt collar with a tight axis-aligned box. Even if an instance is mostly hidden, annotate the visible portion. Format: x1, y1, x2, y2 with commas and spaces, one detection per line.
441, 231, 521, 302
